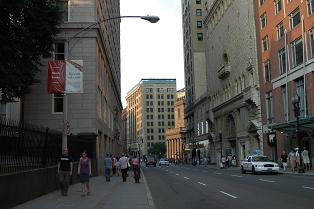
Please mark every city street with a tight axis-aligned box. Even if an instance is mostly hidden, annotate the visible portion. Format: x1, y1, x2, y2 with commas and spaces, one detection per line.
144, 165, 314, 209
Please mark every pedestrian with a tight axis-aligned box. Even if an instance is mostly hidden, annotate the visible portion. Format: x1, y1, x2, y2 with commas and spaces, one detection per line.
77, 150, 92, 196
57, 148, 73, 196
302, 147, 310, 171
115, 157, 121, 176
118, 153, 129, 182
288, 149, 296, 172
112, 155, 117, 176
131, 155, 140, 183
280, 150, 288, 171
104, 154, 112, 182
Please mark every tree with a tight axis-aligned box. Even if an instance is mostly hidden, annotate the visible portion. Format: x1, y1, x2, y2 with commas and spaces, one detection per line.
148, 142, 166, 158
0, 0, 63, 102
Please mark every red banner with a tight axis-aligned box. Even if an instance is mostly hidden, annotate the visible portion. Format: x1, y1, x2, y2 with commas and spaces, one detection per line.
47, 60, 65, 93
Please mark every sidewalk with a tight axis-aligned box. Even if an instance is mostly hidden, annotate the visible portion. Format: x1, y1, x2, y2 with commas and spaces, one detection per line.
13, 171, 155, 209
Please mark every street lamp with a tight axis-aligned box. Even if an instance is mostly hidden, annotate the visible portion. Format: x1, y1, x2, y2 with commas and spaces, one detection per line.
219, 131, 223, 159
292, 94, 304, 173
61, 15, 159, 152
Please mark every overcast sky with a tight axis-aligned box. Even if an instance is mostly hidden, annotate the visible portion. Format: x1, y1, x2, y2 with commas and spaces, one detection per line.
120, 0, 184, 108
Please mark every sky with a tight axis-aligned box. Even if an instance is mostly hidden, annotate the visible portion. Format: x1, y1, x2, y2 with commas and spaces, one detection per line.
120, 0, 184, 108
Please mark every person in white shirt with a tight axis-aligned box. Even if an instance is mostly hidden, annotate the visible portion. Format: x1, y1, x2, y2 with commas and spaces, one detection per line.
118, 154, 129, 182
302, 147, 311, 171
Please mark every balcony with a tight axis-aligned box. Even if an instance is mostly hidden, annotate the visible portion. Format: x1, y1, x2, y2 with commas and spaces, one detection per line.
218, 65, 231, 79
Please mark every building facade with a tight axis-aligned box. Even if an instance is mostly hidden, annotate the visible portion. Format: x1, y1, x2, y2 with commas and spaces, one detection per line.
23, 0, 122, 174
255, 0, 314, 164
165, 89, 186, 162
126, 79, 177, 156
181, 0, 210, 164
204, 0, 262, 164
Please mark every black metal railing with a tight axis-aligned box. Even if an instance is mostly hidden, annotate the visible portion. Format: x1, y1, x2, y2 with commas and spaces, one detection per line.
0, 117, 96, 174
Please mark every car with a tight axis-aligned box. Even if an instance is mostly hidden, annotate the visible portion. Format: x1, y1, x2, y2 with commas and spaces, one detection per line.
241, 155, 279, 174
159, 158, 170, 166
146, 157, 157, 167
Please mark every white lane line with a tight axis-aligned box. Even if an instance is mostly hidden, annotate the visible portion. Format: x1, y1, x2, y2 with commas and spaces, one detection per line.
230, 174, 243, 178
203, 170, 209, 173
215, 172, 222, 175
198, 182, 206, 186
176, 173, 179, 176
165, 170, 169, 172
302, 186, 314, 190
184, 177, 190, 180
220, 191, 238, 199
259, 179, 275, 183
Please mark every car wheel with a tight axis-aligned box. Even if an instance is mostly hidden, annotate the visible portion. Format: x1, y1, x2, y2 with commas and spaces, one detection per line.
154, 164, 156, 167
252, 166, 257, 175
241, 166, 246, 174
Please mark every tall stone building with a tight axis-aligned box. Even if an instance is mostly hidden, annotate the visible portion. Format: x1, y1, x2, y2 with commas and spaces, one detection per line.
204, 0, 262, 163
255, 0, 314, 163
181, 0, 211, 164
126, 79, 176, 156
165, 89, 186, 162
23, 0, 122, 174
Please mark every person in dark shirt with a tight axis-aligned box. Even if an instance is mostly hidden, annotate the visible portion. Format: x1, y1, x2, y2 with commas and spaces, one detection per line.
57, 148, 73, 196
281, 150, 288, 171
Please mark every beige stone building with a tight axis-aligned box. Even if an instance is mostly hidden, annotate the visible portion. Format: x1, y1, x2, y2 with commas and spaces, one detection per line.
204, 0, 262, 163
23, 0, 122, 174
165, 89, 186, 162
126, 79, 176, 156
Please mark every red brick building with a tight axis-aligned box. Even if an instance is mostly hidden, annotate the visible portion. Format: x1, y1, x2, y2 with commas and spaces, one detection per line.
255, 0, 314, 165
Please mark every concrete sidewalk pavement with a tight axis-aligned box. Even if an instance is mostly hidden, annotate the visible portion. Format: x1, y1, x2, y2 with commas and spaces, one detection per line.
13, 171, 155, 209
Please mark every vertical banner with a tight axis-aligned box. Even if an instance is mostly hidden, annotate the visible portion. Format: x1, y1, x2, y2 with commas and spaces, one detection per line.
65, 60, 83, 93
47, 60, 65, 93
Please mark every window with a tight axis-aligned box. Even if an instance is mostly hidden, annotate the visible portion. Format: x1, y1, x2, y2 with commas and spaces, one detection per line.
197, 21, 203, 28
282, 86, 288, 120
197, 33, 203, 41
296, 78, 306, 117
278, 48, 286, 74
276, 22, 284, 40
310, 29, 314, 58
291, 38, 303, 67
266, 91, 274, 124
262, 36, 269, 52
264, 60, 271, 82
0, 103, 6, 117
260, 13, 267, 28
52, 93, 64, 113
196, 9, 202, 16
308, 0, 314, 15
289, 8, 301, 29
275, 0, 282, 14
53, 42, 65, 60
260, 0, 265, 5
196, 0, 201, 4
56, 0, 69, 22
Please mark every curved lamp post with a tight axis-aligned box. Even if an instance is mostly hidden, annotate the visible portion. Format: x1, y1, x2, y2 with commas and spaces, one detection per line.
62, 15, 159, 152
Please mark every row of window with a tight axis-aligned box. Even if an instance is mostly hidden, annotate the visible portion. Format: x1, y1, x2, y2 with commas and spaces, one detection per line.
265, 78, 305, 124
263, 30, 314, 82
145, 101, 174, 106
145, 88, 175, 93
146, 107, 174, 113
146, 114, 175, 120
146, 94, 175, 99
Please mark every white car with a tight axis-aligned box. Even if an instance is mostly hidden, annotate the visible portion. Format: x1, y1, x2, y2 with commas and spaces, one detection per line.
241, 155, 279, 174
159, 158, 170, 166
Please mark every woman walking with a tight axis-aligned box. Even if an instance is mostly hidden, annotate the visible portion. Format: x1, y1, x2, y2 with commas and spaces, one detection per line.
78, 151, 92, 196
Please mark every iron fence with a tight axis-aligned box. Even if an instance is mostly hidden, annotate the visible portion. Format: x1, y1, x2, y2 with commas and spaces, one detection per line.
0, 117, 96, 174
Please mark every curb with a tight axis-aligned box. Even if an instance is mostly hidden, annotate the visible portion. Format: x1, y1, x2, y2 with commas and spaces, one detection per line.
141, 169, 156, 209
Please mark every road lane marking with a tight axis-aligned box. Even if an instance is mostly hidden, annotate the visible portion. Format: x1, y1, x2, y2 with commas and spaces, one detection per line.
302, 186, 314, 190
203, 170, 209, 173
176, 173, 179, 176
230, 174, 243, 178
219, 191, 238, 199
215, 172, 222, 175
165, 170, 169, 172
259, 179, 275, 183
198, 182, 206, 186
184, 177, 190, 180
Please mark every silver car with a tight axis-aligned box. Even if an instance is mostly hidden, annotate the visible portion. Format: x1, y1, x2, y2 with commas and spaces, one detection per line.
241, 155, 279, 174
159, 158, 170, 166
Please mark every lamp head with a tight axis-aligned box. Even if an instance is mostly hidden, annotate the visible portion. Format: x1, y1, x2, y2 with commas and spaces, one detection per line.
141, 15, 160, 23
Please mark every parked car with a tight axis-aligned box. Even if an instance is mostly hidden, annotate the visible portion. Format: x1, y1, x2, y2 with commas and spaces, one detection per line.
159, 158, 170, 166
146, 157, 157, 167
241, 155, 279, 174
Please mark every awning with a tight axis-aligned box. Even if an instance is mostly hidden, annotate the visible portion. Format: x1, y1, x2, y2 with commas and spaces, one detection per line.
268, 116, 314, 133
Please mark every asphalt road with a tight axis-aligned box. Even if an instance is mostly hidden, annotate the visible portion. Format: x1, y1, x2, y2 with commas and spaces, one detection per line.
143, 165, 314, 209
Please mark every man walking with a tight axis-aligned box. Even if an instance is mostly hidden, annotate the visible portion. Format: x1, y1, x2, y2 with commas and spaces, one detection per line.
104, 154, 112, 182
57, 148, 73, 196
119, 153, 129, 182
